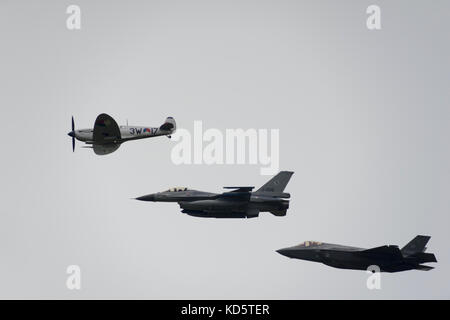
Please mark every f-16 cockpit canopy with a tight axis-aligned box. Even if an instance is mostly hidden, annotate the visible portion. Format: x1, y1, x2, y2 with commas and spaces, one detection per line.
298, 241, 323, 247
165, 187, 188, 192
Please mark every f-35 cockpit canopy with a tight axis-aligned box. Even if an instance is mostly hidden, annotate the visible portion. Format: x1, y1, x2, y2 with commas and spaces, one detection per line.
298, 241, 323, 247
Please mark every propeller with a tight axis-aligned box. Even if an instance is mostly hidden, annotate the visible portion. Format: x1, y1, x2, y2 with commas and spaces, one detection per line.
71, 116, 75, 152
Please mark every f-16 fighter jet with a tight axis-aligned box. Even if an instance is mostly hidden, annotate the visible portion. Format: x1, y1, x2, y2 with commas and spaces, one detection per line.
67, 114, 176, 155
277, 235, 437, 272
135, 171, 294, 218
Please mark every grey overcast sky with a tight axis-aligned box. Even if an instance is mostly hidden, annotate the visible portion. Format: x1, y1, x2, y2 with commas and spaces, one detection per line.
0, 0, 449, 299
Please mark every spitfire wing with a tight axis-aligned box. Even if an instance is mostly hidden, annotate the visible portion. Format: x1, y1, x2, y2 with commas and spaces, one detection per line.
93, 113, 121, 143
93, 143, 121, 155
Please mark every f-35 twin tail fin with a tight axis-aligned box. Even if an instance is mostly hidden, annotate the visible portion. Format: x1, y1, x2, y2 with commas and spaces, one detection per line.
401, 235, 431, 256
401, 235, 437, 269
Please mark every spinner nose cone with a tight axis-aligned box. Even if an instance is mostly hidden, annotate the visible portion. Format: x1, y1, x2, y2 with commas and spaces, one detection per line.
68, 131, 75, 137
135, 194, 156, 202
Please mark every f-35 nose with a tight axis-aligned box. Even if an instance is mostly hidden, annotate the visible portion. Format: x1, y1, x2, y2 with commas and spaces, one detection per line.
276, 248, 296, 258
136, 194, 156, 202
67, 131, 75, 137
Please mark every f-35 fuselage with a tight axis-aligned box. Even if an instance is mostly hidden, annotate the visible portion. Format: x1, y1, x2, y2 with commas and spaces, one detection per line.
277, 236, 437, 273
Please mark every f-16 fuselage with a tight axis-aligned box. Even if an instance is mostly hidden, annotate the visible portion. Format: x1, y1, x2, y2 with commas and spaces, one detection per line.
135, 171, 294, 218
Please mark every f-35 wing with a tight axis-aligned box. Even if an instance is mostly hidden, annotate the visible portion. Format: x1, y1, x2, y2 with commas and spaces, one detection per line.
93, 113, 121, 144
415, 265, 434, 271
360, 245, 403, 259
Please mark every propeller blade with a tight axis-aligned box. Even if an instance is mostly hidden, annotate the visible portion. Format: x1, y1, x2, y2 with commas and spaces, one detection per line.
71, 116, 75, 152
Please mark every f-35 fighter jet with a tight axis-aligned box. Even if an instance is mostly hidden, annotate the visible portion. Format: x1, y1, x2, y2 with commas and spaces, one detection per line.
135, 171, 294, 218
277, 235, 437, 272
67, 113, 176, 155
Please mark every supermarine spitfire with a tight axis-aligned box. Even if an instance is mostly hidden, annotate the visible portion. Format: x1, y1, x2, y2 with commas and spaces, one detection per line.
135, 171, 294, 218
277, 235, 437, 272
67, 113, 176, 155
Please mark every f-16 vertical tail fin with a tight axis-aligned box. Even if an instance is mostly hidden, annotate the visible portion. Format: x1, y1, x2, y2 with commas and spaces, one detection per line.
256, 171, 294, 193
401, 235, 431, 256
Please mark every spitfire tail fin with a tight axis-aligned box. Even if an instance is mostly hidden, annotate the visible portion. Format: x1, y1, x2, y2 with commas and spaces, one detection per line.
256, 171, 294, 193
401, 235, 431, 256
159, 117, 176, 133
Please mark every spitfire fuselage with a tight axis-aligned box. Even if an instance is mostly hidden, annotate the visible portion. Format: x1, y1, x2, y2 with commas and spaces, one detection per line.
73, 126, 169, 144
68, 114, 176, 155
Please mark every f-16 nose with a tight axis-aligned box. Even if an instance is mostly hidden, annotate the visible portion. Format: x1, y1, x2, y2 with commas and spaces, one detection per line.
135, 194, 156, 202
67, 131, 75, 137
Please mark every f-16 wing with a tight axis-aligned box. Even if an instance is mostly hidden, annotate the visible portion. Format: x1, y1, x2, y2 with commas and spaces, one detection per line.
223, 186, 254, 192
218, 186, 254, 200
